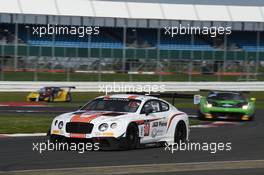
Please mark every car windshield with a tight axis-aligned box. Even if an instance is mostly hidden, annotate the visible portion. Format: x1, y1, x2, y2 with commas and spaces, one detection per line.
207, 92, 245, 101
80, 98, 141, 113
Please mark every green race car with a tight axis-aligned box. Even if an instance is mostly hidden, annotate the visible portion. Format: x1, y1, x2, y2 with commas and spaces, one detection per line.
197, 91, 256, 121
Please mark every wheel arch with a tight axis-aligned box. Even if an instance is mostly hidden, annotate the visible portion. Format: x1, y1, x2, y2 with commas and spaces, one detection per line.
166, 113, 189, 143
125, 122, 139, 135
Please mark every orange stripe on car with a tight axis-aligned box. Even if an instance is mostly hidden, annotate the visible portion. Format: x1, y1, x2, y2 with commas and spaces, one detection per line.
104, 95, 111, 100
71, 113, 103, 123
135, 120, 145, 125
134, 118, 161, 125
69, 113, 104, 138
128, 95, 138, 99
167, 113, 184, 132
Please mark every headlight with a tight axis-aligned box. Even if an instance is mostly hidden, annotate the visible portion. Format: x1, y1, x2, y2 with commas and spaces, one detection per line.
206, 103, 212, 108
242, 105, 249, 110
99, 123, 108, 132
58, 121, 63, 129
110, 123, 117, 129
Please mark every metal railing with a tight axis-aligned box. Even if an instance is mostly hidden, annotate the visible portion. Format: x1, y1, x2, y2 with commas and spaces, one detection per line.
0, 81, 263, 92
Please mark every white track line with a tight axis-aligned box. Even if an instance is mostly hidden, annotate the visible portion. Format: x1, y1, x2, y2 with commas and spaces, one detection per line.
0, 133, 46, 137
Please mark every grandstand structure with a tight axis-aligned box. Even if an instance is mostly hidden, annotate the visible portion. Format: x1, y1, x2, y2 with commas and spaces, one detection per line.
0, 0, 264, 81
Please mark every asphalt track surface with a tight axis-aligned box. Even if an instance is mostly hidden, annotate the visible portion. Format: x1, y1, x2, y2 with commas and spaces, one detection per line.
0, 107, 264, 174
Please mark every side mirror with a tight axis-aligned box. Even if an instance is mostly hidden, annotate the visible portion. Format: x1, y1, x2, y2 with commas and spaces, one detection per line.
145, 108, 153, 116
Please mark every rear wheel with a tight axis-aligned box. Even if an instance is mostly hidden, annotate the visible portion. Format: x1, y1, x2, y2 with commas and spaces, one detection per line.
174, 121, 187, 143
121, 123, 139, 150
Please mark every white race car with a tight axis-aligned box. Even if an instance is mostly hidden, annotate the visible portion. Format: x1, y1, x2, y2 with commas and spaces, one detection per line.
49, 94, 190, 149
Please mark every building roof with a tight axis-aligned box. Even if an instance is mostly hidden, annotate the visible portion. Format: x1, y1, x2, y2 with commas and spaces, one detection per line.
0, 0, 263, 22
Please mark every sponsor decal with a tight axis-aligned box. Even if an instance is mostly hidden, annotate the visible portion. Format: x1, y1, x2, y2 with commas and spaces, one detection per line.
104, 97, 130, 101
159, 121, 167, 127
134, 118, 161, 126
52, 130, 60, 135
139, 125, 144, 137
94, 132, 114, 137
153, 122, 159, 127
152, 121, 167, 128
101, 132, 114, 136
151, 128, 163, 138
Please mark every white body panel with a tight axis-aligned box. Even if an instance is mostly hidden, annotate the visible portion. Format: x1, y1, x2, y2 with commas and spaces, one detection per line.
50, 94, 190, 145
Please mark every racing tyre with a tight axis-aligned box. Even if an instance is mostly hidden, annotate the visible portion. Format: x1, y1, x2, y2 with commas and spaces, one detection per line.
249, 114, 255, 121
174, 121, 187, 143
197, 110, 205, 120
122, 123, 139, 150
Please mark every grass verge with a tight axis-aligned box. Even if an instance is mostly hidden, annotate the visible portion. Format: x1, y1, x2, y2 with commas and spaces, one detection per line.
0, 114, 55, 134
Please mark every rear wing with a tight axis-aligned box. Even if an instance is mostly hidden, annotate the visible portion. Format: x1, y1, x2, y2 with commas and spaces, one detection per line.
59, 86, 76, 89
46, 86, 76, 92
45, 86, 76, 89
126, 92, 194, 106
61, 86, 76, 92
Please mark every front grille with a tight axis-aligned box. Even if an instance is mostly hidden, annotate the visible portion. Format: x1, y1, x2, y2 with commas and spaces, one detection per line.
212, 103, 235, 108
66, 122, 94, 134
210, 112, 244, 118
219, 104, 235, 108
212, 102, 246, 108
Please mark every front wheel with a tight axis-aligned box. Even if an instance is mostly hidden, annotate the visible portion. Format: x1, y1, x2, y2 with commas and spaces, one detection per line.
121, 123, 139, 150
197, 110, 205, 120
174, 121, 187, 143
248, 114, 255, 121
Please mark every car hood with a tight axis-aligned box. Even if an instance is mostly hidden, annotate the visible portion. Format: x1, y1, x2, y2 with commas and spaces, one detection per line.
57, 110, 132, 123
